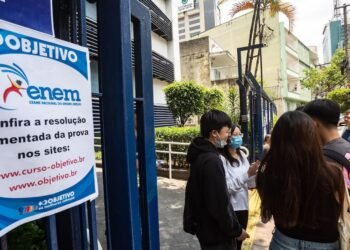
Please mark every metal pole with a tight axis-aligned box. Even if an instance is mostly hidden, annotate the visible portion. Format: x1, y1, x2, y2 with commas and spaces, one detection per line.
0, 236, 7, 250
344, 4, 350, 82
169, 144, 172, 179
237, 44, 264, 146
98, 0, 142, 248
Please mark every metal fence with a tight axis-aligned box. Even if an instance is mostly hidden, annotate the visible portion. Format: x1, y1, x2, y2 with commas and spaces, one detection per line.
155, 141, 189, 179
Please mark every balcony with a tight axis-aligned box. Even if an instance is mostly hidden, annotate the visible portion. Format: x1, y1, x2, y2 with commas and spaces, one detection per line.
86, 17, 175, 83
210, 51, 237, 81
139, 0, 173, 41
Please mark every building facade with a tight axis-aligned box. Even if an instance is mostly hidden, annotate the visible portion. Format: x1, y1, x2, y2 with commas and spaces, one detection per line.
196, 11, 318, 115
323, 20, 343, 64
180, 36, 237, 89
178, 0, 220, 42
85, 0, 180, 126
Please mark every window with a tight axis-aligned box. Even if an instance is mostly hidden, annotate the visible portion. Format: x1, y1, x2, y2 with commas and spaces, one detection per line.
189, 19, 200, 26
189, 13, 200, 21
189, 25, 200, 31
190, 31, 200, 37
214, 69, 221, 80
179, 35, 186, 40
178, 23, 185, 28
179, 29, 185, 34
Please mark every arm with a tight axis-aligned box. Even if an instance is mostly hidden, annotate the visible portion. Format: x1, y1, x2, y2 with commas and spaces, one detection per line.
225, 157, 258, 192
226, 171, 249, 193
203, 157, 242, 237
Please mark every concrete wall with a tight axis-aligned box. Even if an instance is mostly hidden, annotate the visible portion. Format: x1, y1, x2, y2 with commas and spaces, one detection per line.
198, 11, 283, 113
180, 37, 211, 87
197, 11, 315, 115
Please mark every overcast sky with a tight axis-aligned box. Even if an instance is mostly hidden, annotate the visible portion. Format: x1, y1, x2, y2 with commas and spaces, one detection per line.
221, 0, 337, 62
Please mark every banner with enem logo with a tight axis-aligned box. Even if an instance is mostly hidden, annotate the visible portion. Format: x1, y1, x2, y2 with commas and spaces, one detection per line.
0, 21, 98, 236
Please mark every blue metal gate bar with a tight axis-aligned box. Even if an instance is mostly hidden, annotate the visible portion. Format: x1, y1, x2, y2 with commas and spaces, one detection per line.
251, 76, 263, 158
249, 90, 256, 162
97, 0, 142, 249
87, 200, 98, 250
0, 235, 7, 250
131, 0, 160, 249
45, 216, 58, 250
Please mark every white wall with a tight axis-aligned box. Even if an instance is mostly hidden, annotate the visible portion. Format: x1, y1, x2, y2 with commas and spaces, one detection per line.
168, 0, 181, 81
86, 1, 97, 20
151, 32, 169, 58
152, 0, 167, 17
90, 60, 99, 93
153, 79, 167, 104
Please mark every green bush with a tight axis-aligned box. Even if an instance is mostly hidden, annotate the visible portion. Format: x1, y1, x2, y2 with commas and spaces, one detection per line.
164, 81, 205, 126
203, 88, 224, 112
8, 220, 46, 250
155, 126, 200, 168
95, 151, 102, 160
228, 87, 240, 124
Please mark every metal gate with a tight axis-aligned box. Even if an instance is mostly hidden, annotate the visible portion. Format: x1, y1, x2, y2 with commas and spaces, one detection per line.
0, 0, 159, 249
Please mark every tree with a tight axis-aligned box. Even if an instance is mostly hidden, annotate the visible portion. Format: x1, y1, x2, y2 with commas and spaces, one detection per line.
203, 88, 225, 113
228, 87, 240, 124
327, 88, 350, 112
164, 81, 205, 127
231, 0, 295, 30
302, 49, 347, 99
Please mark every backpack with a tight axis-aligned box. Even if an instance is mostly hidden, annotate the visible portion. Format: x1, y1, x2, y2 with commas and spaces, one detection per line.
323, 148, 350, 172
324, 148, 350, 191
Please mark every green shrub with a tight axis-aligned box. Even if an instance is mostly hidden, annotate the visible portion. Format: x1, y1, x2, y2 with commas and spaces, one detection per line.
164, 81, 205, 126
228, 87, 240, 124
8, 220, 46, 250
155, 126, 200, 168
95, 151, 102, 160
203, 88, 224, 112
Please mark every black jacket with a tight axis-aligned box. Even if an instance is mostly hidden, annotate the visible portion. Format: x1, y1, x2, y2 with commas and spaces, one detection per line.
183, 137, 242, 246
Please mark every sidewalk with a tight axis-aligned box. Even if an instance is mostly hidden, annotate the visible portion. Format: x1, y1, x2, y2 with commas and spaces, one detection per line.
95, 172, 274, 249
157, 177, 274, 250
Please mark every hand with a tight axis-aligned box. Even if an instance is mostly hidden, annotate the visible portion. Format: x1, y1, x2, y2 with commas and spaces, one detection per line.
247, 160, 260, 177
236, 229, 250, 241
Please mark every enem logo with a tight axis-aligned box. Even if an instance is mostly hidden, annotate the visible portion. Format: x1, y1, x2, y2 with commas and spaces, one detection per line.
0, 63, 81, 110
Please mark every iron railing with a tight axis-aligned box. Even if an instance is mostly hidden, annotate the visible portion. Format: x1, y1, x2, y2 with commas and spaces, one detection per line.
155, 141, 190, 179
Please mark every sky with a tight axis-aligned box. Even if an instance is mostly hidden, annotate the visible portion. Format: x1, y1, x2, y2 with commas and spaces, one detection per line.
220, 0, 337, 63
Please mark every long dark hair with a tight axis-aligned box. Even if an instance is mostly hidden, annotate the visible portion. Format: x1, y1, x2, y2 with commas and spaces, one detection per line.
257, 111, 344, 228
220, 125, 243, 165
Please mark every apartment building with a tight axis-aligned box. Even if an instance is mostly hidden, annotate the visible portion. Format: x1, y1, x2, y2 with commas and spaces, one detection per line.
178, 0, 220, 42
86, 0, 180, 125
196, 11, 318, 114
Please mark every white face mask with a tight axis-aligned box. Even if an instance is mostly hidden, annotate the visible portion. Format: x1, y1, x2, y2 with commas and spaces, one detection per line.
214, 132, 227, 148
215, 139, 227, 148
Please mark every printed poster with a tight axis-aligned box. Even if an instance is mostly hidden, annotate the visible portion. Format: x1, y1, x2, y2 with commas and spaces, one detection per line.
0, 21, 98, 236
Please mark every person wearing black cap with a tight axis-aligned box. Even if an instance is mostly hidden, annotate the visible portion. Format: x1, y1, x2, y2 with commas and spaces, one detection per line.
303, 99, 350, 191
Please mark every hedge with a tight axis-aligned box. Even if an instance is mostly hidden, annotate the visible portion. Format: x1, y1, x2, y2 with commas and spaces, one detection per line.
155, 126, 200, 169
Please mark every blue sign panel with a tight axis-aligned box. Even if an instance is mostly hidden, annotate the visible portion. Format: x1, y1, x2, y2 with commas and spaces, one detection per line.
0, 0, 54, 35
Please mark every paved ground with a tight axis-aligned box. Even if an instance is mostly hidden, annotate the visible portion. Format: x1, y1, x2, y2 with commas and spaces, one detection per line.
95, 170, 273, 249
